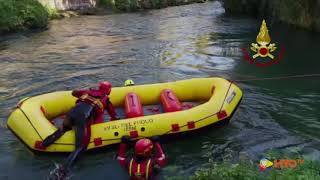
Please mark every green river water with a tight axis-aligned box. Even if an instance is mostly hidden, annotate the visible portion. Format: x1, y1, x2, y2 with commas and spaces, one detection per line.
0, 2, 319, 179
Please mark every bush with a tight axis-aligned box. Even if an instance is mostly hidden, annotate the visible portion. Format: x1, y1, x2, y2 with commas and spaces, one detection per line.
114, 0, 131, 11
0, 0, 48, 33
168, 149, 320, 180
191, 159, 262, 180
99, 0, 116, 9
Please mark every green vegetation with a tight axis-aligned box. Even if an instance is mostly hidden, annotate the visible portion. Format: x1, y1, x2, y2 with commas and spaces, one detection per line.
223, 0, 320, 32
274, 0, 319, 30
0, 0, 49, 34
167, 148, 320, 180
45, 6, 61, 19
114, 0, 132, 11
98, 0, 117, 10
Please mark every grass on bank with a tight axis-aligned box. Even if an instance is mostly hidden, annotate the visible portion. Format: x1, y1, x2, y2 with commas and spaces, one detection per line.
167, 148, 320, 180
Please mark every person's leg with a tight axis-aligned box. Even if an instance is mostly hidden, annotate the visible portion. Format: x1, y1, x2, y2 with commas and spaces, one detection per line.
82, 119, 92, 147
63, 147, 84, 169
63, 119, 86, 169
42, 117, 72, 148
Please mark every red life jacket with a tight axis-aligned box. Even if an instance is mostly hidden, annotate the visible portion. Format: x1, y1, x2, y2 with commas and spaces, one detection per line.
128, 158, 152, 180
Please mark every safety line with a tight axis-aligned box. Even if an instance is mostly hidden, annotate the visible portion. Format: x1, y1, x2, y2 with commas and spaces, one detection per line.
130, 73, 320, 138
233, 73, 320, 82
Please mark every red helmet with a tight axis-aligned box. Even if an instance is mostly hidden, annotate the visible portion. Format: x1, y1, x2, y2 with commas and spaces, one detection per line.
135, 139, 153, 157
99, 81, 112, 95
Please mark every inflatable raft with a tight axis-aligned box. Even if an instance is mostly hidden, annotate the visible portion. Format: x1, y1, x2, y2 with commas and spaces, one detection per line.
7, 78, 242, 152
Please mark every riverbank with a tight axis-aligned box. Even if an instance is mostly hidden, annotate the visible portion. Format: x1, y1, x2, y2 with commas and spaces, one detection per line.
222, 0, 320, 32
2, 0, 319, 34
0, 0, 208, 35
99, 0, 207, 11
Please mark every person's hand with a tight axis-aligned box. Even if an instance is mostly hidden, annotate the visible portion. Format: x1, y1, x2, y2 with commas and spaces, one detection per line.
151, 135, 160, 142
121, 136, 131, 144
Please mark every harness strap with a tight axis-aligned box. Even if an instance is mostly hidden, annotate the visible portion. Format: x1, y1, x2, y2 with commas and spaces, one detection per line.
137, 164, 141, 176
129, 158, 134, 177
146, 159, 151, 180
79, 94, 104, 111
128, 158, 152, 179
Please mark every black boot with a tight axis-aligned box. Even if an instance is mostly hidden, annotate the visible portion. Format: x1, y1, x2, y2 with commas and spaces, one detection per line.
42, 129, 65, 148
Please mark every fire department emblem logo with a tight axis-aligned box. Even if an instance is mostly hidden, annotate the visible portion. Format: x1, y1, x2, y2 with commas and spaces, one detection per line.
242, 20, 285, 67
251, 20, 277, 59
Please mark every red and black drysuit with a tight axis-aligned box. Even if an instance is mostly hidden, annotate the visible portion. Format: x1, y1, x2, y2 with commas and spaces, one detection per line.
42, 89, 117, 168
117, 141, 166, 180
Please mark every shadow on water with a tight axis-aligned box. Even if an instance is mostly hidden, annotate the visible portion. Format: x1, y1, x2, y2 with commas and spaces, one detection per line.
0, 1, 320, 179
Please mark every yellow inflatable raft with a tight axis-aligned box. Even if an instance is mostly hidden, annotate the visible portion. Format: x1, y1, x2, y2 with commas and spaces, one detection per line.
7, 78, 242, 152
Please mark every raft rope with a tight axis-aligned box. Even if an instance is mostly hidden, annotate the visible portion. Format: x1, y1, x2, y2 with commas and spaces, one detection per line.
232, 73, 320, 83
18, 107, 43, 140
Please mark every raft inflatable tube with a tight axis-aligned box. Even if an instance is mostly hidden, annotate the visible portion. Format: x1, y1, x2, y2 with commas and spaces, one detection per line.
7, 78, 242, 152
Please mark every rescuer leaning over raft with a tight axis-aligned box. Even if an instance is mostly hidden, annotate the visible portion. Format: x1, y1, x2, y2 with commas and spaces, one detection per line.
42, 81, 119, 178
117, 136, 166, 180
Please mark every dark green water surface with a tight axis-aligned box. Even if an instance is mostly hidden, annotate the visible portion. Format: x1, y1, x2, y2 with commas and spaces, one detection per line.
0, 2, 319, 179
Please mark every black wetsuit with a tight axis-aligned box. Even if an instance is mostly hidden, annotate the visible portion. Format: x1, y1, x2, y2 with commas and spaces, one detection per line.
43, 102, 94, 168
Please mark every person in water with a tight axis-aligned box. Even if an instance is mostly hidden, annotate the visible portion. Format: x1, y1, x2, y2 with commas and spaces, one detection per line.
117, 136, 166, 180
42, 81, 118, 177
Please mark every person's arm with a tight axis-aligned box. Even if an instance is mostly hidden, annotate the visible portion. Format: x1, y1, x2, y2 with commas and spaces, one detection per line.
72, 89, 88, 98
152, 136, 166, 167
117, 136, 130, 168
105, 98, 118, 120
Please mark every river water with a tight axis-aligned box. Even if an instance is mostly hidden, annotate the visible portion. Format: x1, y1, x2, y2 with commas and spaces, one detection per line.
0, 1, 320, 179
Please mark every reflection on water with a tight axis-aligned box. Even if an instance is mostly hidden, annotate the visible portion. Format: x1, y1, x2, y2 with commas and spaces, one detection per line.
0, 1, 320, 179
